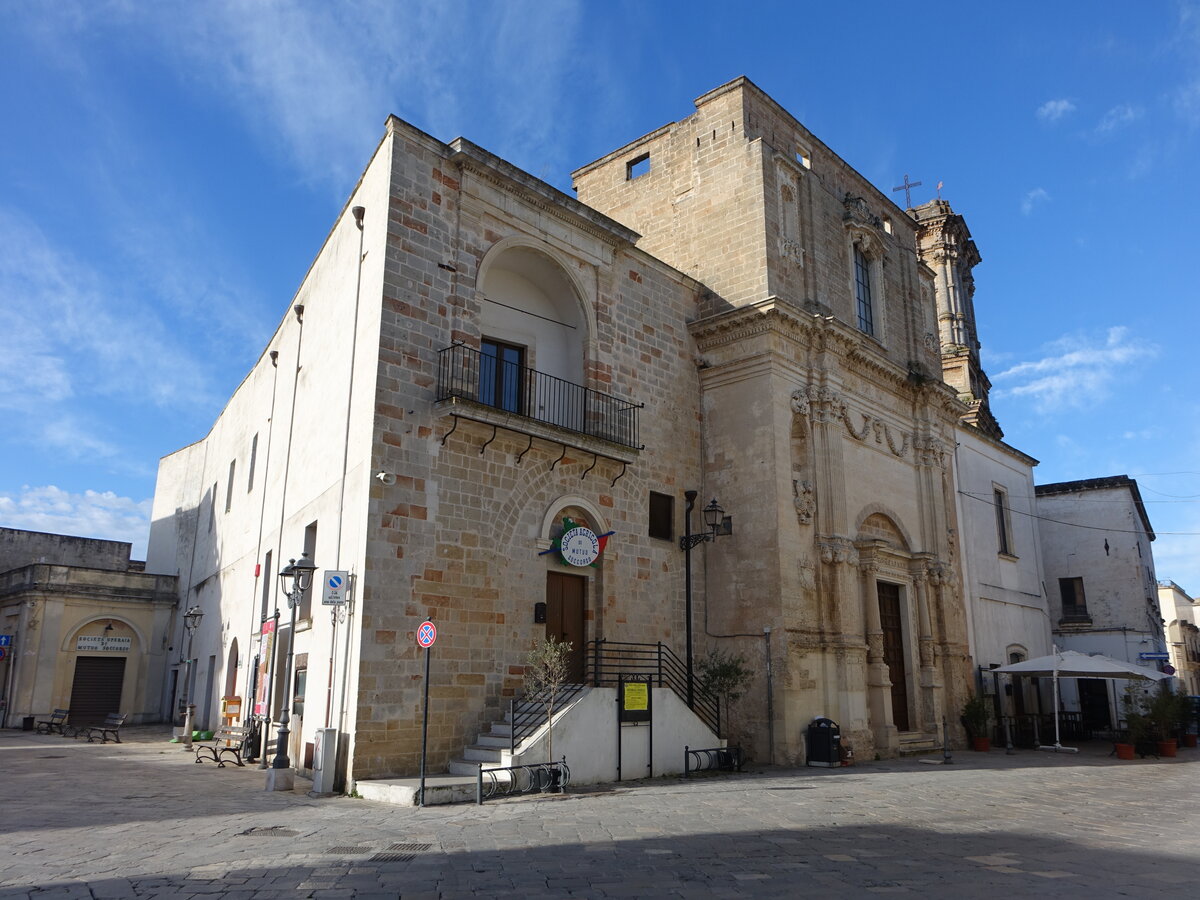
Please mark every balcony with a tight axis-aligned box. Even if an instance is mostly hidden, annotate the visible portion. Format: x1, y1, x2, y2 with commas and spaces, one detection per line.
436, 343, 643, 451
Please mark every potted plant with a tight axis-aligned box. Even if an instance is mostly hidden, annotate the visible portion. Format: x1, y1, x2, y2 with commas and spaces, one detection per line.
1119, 684, 1155, 758
1180, 694, 1199, 748
961, 694, 992, 751
1148, 685, 1179, 758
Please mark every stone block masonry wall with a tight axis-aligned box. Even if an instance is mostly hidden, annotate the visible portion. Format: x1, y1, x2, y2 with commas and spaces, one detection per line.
353, 120, 705, 779
574, 77, 940, 379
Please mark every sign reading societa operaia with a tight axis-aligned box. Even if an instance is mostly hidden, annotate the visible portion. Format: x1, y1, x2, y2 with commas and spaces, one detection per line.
540, 517, 615, 568
76, 635, 132, 652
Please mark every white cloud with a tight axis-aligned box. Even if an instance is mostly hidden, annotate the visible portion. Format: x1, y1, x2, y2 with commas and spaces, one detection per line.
1021, 187, 1049, 215
992, 326, 1159, 413
1036, 99, 1076, 122
137, 0, 587, 190
1096, 103, 1142, 134
0, 485, 152, 558
0, 208, 214, 412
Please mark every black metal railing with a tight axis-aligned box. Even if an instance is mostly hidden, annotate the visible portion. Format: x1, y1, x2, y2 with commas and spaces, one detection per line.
476, 758, 571, 804
508, 683, 586, 754
586, 639, 722, 736
684, 745, 743, 777
436, 343, 643, 449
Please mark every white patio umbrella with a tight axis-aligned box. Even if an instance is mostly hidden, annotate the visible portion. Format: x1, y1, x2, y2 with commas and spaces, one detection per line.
994, 649, 1168, 753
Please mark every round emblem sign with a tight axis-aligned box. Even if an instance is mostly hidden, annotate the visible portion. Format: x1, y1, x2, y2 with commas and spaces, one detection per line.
560, 526, 601, 567
1163, 663, 1176, 675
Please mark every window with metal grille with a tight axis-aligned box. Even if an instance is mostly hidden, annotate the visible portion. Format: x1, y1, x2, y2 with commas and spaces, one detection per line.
854, 244, 874, 335
1059, 577, 1089, 617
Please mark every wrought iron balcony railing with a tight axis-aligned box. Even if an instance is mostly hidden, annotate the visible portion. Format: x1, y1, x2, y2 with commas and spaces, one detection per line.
436, 343, 642, 450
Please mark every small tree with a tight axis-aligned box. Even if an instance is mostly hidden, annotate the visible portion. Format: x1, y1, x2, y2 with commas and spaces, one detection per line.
697, 648, 752, 738
525, 636, 572, 764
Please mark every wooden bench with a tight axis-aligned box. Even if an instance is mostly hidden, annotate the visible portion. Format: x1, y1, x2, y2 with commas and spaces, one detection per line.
194, 725, 250, 768
35, 709, 69, 735
81, 713, 128, 744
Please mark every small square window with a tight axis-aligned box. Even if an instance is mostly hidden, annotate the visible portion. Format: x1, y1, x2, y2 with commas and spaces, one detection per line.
627, 153, 650, 180
649, 491, 673, 541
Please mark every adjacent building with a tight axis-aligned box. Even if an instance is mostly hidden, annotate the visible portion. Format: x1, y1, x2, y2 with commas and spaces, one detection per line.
1035, 476, 1164, 730
0, 527, 176, 729
1157, 580, 1200, 696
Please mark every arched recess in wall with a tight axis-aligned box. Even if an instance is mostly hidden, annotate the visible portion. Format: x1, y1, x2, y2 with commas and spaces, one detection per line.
476, 237, 595, 403
538, 494, 610, 550
224, 637, 239, 697
854, 507, 914, 553
60, 615, 145, 654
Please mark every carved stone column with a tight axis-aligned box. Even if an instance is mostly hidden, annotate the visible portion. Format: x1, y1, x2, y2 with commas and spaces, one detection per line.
911, 564, 938, 734
858, 556, 896, 752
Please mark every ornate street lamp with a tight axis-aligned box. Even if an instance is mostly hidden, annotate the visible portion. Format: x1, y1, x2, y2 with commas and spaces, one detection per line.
180, 605, 204, 750
271, 552, 316, 770
679, 492, 726, 709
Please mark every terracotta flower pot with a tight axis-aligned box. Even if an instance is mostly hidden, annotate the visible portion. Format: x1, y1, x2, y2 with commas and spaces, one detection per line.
1158, 740, 1177, 758
1114, 743, 1135, 760
971, 736, 990, 752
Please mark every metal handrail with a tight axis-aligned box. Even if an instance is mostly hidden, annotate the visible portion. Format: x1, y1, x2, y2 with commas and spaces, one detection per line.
508, 682, 586, 754
436, 343, 643, 449
586, 639, 722, 736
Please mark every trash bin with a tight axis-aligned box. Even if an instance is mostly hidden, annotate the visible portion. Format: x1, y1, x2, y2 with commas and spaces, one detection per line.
22, 716, 35, 732
806, 716, 841, 767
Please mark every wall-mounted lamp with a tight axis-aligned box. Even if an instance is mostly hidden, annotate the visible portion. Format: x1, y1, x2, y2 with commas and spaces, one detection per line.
376, 471, 397, 485
104, 621, 114, 633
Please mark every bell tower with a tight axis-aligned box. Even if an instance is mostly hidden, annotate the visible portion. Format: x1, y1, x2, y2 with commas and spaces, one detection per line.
912, 199, 1002, 440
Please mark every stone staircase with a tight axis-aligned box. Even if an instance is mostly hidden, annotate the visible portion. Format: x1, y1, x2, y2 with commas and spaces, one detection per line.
356, 688, 588, 807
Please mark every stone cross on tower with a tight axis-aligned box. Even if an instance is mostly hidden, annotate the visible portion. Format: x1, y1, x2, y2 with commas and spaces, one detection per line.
892, 174, 922, 208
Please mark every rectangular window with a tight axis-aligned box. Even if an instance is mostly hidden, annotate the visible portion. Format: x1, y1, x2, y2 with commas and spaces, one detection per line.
260, 550, 273, 623
1059, 577, 1089, 617
225, 460, 236, 513
994, 487, 1013, 556
648, 491, 674, 541
480, 338, 525, 414
247, 433, 258, 493
208, 483, 217, 532
299, 521, 317, 620
854, 244, 874, 335
626, 152, 650, 179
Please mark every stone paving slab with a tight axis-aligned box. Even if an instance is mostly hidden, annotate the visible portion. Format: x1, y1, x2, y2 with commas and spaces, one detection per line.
1, 727, 1198, 897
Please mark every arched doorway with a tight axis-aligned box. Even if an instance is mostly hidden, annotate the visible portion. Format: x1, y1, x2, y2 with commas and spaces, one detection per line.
224, 638, 239, 698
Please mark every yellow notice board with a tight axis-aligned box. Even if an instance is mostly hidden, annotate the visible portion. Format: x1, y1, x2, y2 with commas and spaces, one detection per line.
620, 679, 651, 722
623, 682, 648, 711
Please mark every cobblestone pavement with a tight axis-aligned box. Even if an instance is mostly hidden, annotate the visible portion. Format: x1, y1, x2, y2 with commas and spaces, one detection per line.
2, 726, 1198, 898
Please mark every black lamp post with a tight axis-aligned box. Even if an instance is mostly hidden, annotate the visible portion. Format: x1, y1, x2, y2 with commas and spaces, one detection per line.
272, 552, 316, 770
180, 605, 204, 750
679, 491, 725, 709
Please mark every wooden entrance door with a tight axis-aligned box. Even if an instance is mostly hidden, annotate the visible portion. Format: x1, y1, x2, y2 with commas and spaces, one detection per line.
69, 656, 126, 725
545, 572, 586, 682
877, 582, 910, 732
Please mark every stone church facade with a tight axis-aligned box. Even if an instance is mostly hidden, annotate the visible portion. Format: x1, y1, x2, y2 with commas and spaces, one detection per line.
148, 77, 994, 786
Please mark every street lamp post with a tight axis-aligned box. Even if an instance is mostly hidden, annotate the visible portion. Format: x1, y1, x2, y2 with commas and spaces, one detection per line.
679, 492, 725, 709
180, 606, 204, 750
272, 552, 316, 772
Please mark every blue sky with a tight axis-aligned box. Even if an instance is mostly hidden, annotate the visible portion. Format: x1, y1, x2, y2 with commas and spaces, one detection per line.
1, 1, 1198, 592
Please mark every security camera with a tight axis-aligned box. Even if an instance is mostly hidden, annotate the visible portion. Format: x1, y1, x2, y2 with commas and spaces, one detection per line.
376, 471, 396, 486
